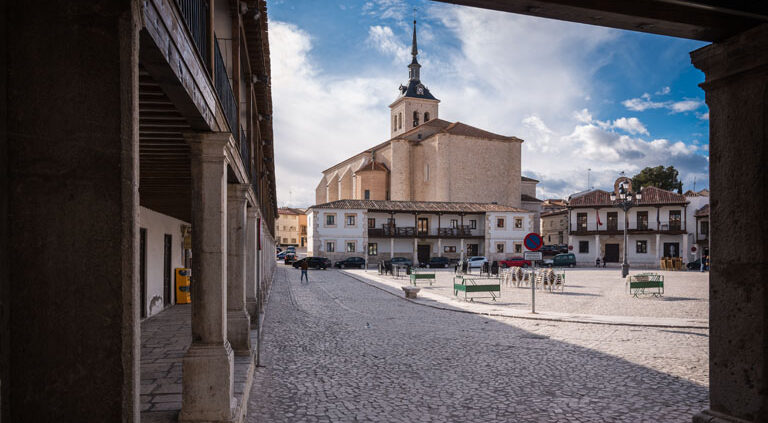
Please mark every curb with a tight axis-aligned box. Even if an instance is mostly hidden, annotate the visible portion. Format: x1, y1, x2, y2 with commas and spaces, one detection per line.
342, 270, 709, 330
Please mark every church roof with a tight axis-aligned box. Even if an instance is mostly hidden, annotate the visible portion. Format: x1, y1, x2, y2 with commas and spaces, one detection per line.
392, 119, 522, 143
521, 176, 539, 182
309, 199, 531, 213
397, 79, 438, 101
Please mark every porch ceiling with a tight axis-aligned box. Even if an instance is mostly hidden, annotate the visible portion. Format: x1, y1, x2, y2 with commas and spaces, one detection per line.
139, 65, 192, 223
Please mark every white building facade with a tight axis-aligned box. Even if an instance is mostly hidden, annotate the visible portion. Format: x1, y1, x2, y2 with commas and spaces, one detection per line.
307, 200, 535, 265
567, 185, 703, 266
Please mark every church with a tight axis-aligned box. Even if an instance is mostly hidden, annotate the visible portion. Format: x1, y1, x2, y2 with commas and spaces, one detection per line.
308, 21, 542, 264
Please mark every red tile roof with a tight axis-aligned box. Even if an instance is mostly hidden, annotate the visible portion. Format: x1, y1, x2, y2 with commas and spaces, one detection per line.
568, 186, 688, 208
695, 204, 710, 217
278, 207, 306, 215
309, 199, 530, 213
521, 194, 542, 203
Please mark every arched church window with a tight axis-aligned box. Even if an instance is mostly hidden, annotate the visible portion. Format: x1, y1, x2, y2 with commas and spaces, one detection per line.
393, 115, 397, 131
398, 113, 402, 129
413, 111, 419, 127
424, 112, 430, 122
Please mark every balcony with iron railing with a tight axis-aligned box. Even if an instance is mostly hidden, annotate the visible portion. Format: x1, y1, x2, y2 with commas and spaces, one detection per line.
175, 0, 210, 66
570, 220, 685, 235
368, 225, 480, 238
213, 39, 239, 143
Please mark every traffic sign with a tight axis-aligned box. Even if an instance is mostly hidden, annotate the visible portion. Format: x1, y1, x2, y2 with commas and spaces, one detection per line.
524, 251, 543, 261
523, 233, 543, 251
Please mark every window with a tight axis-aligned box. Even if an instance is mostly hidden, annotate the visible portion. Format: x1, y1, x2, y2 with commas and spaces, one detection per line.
514, 217, 523, 229
607, 212, 618, 231
636, 240, 648, 254
386, 190, 390, 200
282, 237, 288, 243
368, 218, 376, 229
398, 112, 402, 129
393, 115, 397, 131
424, 164, 429, 181
325, 214, 336, 226
444, 246, 456, 253
345, 214, 356, 226
496, 243, 505, 253
470, 220, 477, 229
417, 217, 429, 235
424, 112, 430, 122
497, 218, 505, 228
326, 241, 335, 252
701, 221, 709, 235
637, 211, 649, 230
346, 241, 356, 253
548, 235, 551, 242
514, 244, 522, 253
669, 210, 682, 230
368, 243, 378, 256
579, 241, 589, 253
291, 238, 296, 244
290, 226, 296, 231
413, 111, 419, 127
450, 219, 458, 229
364, 189, 370, 200
577, 213, 588, 231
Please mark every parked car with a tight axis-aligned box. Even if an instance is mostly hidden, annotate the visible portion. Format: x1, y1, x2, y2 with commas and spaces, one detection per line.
422, 256, 451, 268
467, 256, 488, 269
540, 245, 559, 256
543, 253, 576, 268
285, 246, 296, 252
334, 256, 366, 269
389, 257, 412, 267
283, 253, 297, 265
498, 257, 532, 268
292, 256, 331, 270
558, 244, 569, 254
276, 251, 289, 260
686, 258, 707, 270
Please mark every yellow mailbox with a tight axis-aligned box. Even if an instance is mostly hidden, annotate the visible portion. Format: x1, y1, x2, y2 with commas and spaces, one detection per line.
175, 268, 191, 304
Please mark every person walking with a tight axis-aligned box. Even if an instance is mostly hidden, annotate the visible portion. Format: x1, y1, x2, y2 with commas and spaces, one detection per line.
700, 255, 705, 272
300, 259, 309, 283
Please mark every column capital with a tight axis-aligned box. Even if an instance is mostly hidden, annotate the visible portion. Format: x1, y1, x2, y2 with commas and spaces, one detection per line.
184, 132, 232, 158
691, 23, 768, 88
247, 207, 260, 219
227, 183, 250, 200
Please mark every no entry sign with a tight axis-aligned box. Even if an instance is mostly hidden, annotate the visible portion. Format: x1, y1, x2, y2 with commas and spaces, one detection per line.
524, 233, 543, 251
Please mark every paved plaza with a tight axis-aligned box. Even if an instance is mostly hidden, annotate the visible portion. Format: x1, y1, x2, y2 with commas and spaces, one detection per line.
344, 267, 709, 325
247, 265, 709, 422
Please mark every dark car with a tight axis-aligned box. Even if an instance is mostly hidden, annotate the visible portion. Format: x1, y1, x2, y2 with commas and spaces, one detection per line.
540, 245, 559, 256
421, 256, 451, 268
544, 253, 576, 268
334, 256, 366, 269
283, 253, 297, 265
292, 256, 331, 270
389, 257, 412, 267
686, 258, 708, 270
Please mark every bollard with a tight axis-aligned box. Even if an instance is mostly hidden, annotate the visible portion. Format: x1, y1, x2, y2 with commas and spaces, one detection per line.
531, 268, 536, 314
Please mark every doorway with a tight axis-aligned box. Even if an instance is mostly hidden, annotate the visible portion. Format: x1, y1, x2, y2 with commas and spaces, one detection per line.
140, 228, 147, 318
604, 243, 620, 262
417, 244, 431, 265
664, 242, 680, 258
467, 243, 479, 257
163, 234, 172, 306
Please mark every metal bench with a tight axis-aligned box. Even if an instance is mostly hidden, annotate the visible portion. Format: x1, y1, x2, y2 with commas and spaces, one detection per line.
410, 272, 436, 286
627, 273, 664, 297
453, 275, 500, 301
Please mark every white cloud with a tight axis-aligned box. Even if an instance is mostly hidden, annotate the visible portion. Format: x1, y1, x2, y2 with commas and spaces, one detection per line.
612, 117, 649, 135
697, 111, 709, 120
361, 0, 408, 21
655, 86, 671, 95
366, 25, 410, 64
622, 92, 705, 114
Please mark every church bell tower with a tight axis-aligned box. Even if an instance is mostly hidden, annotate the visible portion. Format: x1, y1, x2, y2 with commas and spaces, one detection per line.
389, 19, 440, 138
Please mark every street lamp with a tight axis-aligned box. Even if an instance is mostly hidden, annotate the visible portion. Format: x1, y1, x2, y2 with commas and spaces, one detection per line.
610, 183, 642, 278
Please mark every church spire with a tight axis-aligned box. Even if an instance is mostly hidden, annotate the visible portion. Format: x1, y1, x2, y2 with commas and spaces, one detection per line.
408, 19, 421, 81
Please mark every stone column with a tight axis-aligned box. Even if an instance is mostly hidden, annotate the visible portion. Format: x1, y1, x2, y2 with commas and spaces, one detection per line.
246, 208, 259, 323
412, 238, 418, 265
655, 234, 661, 261
6, 2, 140, 420
181, 133, 235, 422
227, 184, 251, 355
691, 24, 768, 423
390, 238, 394, 259
594, 234, 600, 261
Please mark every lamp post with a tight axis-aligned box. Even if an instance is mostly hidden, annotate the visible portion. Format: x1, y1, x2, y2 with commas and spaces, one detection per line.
610, 183, 642, 278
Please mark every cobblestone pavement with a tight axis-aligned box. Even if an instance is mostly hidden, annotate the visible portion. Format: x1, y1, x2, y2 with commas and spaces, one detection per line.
348, 267, 708, 320
247, 265, 708, 422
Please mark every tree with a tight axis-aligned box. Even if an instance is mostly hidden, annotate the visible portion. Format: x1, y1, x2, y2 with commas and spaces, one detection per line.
631, 166, 683, 193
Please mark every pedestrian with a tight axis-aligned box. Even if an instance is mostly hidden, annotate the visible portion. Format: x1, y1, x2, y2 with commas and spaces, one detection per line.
700, 255, 705, 272
300, 259, 309, 283
602, 256, 606, 268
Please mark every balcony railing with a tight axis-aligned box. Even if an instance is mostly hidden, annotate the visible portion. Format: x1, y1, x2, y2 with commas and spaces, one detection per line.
213, 37, 239, 143
368, 225, 477, 238
175, 0, 210, 66
571, 220, 685, 234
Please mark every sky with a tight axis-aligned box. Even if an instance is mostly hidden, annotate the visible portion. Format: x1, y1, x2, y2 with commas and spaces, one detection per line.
267, 0, 710, 208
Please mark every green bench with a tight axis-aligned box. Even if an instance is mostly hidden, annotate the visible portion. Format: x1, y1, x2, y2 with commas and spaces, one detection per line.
410, 272, 436, 286
453, 276, 500, 301
627, 273, 664, 297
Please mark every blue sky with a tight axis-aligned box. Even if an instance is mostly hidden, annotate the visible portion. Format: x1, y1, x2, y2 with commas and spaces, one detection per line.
268, 0, 710, 207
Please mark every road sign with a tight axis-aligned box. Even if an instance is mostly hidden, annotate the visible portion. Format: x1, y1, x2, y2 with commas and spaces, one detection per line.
524, 251, 542, 261
691, 246, 697, 253
523, 233, 543, 251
